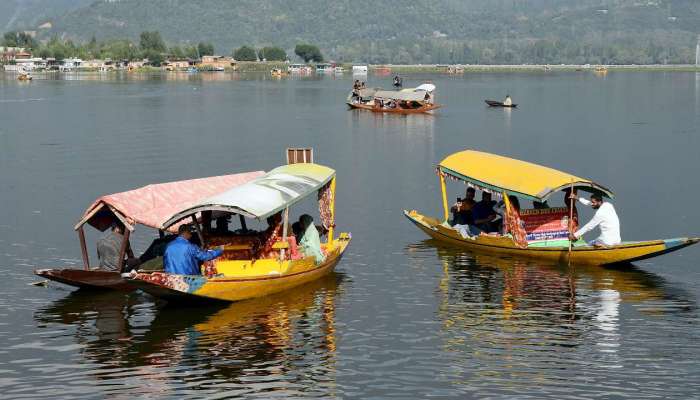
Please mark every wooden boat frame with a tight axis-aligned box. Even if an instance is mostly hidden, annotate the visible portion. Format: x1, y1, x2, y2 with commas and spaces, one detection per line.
405, 150, 699, 265
347, 87, 441, 114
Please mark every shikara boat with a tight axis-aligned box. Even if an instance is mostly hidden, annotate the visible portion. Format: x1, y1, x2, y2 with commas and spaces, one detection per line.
124, 162, 351, 303
404, 150, 699, 265
347, 85, 441, 114
34, 172, 264, 290
485, 100, 517, 108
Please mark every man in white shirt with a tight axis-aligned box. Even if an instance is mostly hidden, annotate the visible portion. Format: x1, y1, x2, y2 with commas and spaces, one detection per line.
569, 192, 621, 247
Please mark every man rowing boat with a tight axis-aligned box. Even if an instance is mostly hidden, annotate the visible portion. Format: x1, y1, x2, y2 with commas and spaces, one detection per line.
569, 192, 621, 247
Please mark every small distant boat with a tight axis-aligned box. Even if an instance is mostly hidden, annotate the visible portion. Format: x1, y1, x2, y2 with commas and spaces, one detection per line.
288, 64, 312, 74
485, 100, 517, 108
18, 70, 33, 81
334, 66, 344, 74
347, 83, 441, 114
212, 66, 225, 72
270, 68, 285, 77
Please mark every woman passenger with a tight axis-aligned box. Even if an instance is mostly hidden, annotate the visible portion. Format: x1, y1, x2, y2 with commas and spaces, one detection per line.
299, 214, 326, 264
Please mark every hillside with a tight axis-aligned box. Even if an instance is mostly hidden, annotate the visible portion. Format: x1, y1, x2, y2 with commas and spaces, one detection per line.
1, 0, 93, 32
11, 0, 700, 64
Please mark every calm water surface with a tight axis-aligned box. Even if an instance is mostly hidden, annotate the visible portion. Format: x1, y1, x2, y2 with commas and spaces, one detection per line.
1, 71, 699, 399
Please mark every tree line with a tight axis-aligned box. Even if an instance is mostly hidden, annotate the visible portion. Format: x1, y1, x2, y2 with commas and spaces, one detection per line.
2, 30, 324, 65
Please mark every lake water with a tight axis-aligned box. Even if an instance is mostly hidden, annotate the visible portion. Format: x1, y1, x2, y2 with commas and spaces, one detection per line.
1, 70, 699, 399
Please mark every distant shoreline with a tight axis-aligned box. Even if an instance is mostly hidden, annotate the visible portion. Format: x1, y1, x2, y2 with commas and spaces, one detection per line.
3, 62, 699, 75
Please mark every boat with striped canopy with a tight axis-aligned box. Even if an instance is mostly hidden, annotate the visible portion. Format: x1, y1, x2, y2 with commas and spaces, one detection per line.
125, 162, 351, 303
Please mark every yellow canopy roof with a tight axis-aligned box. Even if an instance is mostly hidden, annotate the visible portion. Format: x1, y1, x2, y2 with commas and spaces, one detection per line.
438, 150, 613, 201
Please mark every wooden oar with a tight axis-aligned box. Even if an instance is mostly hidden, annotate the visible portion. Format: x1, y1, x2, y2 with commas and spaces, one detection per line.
568, 180, 575, 265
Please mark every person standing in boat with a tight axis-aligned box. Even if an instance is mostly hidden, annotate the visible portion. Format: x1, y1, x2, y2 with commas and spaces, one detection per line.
503, 95, 513, 106
164, 224, 224, 275
569, 192, 621, 247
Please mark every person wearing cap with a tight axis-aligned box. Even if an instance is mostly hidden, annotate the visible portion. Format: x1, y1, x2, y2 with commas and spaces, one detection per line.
164, 224, 224, 275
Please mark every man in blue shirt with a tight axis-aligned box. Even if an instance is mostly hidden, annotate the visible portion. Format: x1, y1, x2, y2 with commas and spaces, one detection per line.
164, 224, 223, 275
472, 191, 499, 232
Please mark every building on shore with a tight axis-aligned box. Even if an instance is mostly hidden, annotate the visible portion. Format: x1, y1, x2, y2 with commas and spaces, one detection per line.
198, 55, 237, 71
162, 59, 192, 71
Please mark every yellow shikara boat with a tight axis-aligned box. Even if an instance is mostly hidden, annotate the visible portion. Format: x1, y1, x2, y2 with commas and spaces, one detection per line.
405, 150, 698, 265
125, 163, 351, 302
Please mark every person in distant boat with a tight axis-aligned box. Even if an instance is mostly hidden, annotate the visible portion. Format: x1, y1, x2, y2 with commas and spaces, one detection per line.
472, 192, 499, 232
503, 95, 513, 106
569, 192, 621, 247
299, 214, 326, 264
163, 224, 223, 275
96, 223, 134, 271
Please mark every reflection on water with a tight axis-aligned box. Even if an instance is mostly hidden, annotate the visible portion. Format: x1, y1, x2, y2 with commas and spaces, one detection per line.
404, 240, 697, 397
28, 274, 343, 398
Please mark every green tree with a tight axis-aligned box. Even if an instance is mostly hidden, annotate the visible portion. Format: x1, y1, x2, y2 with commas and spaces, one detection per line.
233, 45, 257, 61
170, 45, 185, 59
139, 31, 166, 52
183, 45, 199, 59
258, 46, 286, 61
143, 49, 164, 66
2, 31, 38, 49
294, 44, 323, 62
197, 42, 215, 56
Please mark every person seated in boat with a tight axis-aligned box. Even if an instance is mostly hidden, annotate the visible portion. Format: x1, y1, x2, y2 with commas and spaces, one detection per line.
569, 192, 621, 247
257, 213, 283, 259
386, 99, 397, 109
533, 200, 550, 209
163, 224, 224, 275
299, 214, 326, 264
353, 80, 361, 90
96, 223, 137, 271
213, 215, 233, 235
503, 95, 513, 106
450, 197, 481, 238
472, 192, 499, 232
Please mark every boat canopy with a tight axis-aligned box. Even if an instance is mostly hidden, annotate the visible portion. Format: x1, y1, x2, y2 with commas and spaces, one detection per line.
438, 150, 613, 202
163, 163, 336, 227
75, 171, 265, 232
374, 90, 426, 102
415, 83, 436, 92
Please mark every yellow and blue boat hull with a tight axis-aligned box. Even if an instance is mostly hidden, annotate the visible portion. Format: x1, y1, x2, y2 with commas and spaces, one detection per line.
127, 235, 350, 302
404, 210, 698, 265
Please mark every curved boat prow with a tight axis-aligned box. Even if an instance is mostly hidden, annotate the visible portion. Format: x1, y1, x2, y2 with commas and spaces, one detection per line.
404, 210, 700, 266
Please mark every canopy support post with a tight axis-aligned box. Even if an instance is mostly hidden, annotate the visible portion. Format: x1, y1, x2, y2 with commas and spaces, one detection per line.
439, 173, 449, 222
78, 226, 90, 271
327, 176, 336, 247
280, 207, 289, 261
117, 228, 130, 273
191, 214, 205, 246
239, 215, 247, 232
